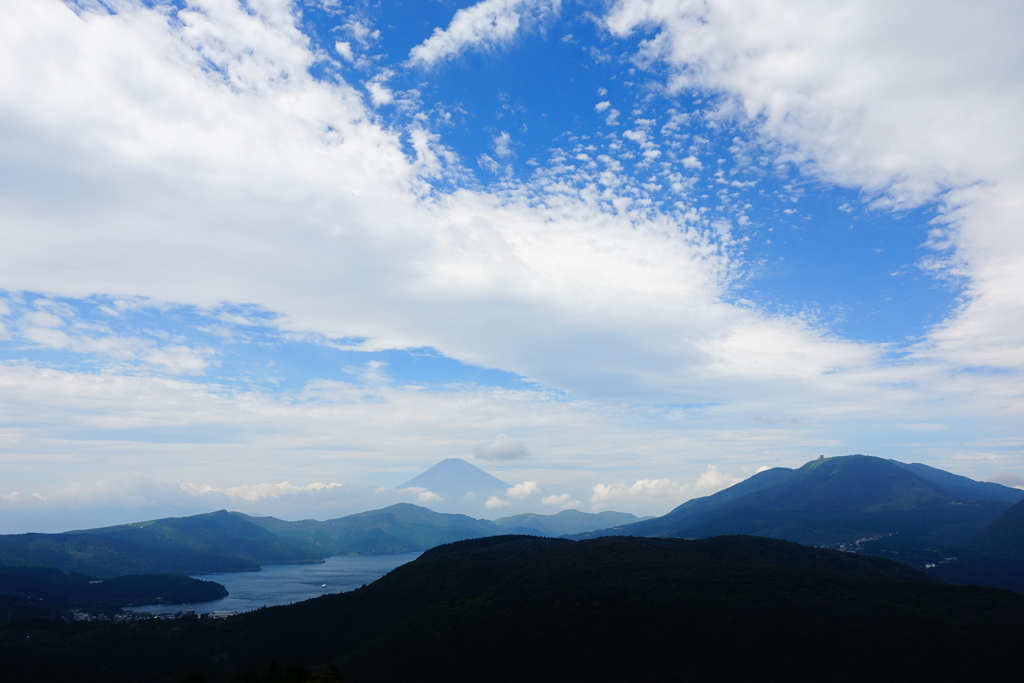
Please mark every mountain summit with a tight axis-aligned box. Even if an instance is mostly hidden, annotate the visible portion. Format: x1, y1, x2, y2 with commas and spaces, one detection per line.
398, 458, 509, 503
578, 455, 1024, 550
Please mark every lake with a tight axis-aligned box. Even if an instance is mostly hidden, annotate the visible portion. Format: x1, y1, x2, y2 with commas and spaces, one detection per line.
130, 552, 422, 615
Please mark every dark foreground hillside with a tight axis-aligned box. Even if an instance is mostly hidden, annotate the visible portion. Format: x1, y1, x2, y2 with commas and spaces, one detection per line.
4, 535, 1023, 682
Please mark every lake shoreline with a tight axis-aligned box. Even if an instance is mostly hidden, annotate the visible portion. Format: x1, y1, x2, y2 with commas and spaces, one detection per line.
128, 552, 421, 615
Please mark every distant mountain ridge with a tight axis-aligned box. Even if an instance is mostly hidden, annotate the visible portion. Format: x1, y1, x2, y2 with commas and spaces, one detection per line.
237, 504, 500, 555
0, 503, 643, 575
239, 504, 646, 555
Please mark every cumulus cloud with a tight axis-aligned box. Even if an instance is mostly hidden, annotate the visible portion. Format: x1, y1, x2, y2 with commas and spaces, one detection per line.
589, 466, 740, 512
541, 493, 581, 509
473, 434, 530, 461
493, 131, 514, 158
541, 493, 570, 505
506, 480, 541, 498
485, 495, 512, 508
589, 478, 689, 511
335, 41, 354, 62
408, 0, 561, 67
402, 487, 444, 502
693, 465, 737, 492
181, 481, 345, 502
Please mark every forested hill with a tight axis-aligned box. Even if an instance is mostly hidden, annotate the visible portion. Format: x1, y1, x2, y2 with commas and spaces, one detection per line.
0, 566, 226, 620
0, 510, 320, 577
4, 535, 1023, 682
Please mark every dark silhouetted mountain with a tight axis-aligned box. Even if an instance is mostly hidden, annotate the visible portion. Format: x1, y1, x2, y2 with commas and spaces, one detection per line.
397, 457, 508, 501
237, 504, 501, 555
492, 509, 644, 536
0, 532, 259, 577
6, 535, 1024, 683
961, 497, 1024, 559
0, 566, 226, 618
932, 498, 1024, 591
733, 455, 952, 512
80, 510, 324, 565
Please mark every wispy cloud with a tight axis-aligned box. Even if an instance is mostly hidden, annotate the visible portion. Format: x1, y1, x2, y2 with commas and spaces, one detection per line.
408, 0, 560, 67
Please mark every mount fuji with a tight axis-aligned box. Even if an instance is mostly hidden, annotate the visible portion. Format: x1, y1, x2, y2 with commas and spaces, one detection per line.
398, 458, 510, 507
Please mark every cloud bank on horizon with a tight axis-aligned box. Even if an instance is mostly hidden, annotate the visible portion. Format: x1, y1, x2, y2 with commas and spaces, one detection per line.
0, 0, 1021, 531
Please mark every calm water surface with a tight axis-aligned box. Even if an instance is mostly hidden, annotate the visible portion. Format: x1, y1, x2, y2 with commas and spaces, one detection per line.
130, 553, 421, 615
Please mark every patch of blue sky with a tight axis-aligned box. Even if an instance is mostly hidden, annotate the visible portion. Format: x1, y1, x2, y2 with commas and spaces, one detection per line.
295, 0, 961, 345
0, 293, 527, 391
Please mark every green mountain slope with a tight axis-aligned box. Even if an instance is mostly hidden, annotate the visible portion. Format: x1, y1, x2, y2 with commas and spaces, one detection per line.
81, 510, 324, 565
5, 535, 1024, 683
0, 532, 259, 577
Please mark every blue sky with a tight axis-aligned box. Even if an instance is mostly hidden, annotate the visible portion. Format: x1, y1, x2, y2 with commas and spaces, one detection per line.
1, 0, 1022, 531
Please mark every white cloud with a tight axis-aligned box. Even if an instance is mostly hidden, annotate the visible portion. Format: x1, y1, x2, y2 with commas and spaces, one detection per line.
335, 41, 354, 62
408, 0, 561, 67
473, 434, 530, 461
181, 481, 345, 502
594, 101, 611, 112
541, 493, 570, 505
589, 478, 689, 512
403, 486, 444, 503
485, 495, 512, 508
540, 493, 581, 509
506, 480, 541, 498
589, 466, 740, 512
2, 297, 214, 375
693, 464, 738, 492
493, 131, 514, 158
141, 344, 214, 375
365, 69, 395, 106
